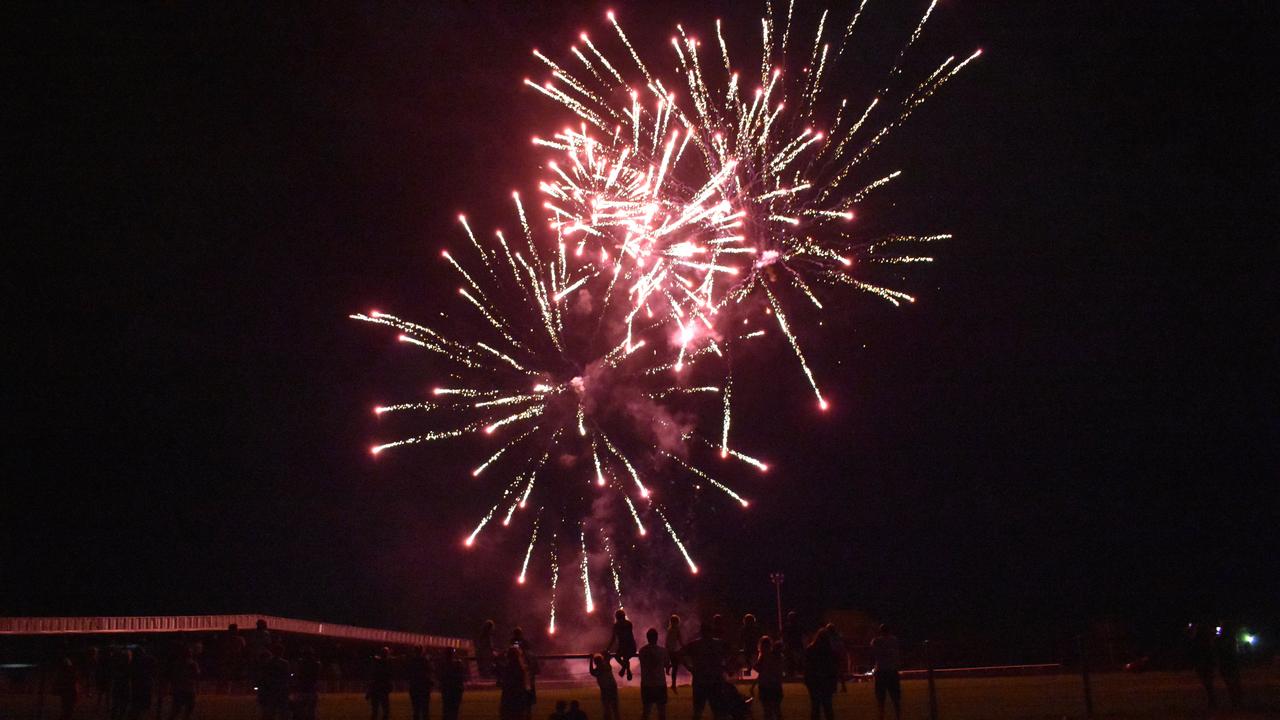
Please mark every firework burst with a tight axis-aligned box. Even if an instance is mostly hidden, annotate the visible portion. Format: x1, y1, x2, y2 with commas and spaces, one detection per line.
354, 1, 976, 631
529, 0, 979, 410
355, 194, 767, 629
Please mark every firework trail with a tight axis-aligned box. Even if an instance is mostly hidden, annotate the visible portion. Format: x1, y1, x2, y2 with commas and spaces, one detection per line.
530, 1, 978, 411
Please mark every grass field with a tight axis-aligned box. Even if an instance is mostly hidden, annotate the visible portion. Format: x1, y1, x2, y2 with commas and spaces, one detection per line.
4, 671, 1277, 720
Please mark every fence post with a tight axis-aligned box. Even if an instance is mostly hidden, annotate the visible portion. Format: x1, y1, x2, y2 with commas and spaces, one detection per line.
1077, 634, 1094, 718
925, 640, 939, 720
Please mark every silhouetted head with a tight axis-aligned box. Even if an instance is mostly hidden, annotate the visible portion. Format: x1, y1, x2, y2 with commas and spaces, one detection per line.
228, 623, 238, 633
825, 622, 837, 634
879, 624, 891, 636
758, 636, 773, 654
570, 701, 580, 711
445, 647, 457, 660
511, 627, 524, 643
669, 614, 680, 629
711, 614, 724, 637
481, 619, 495, 635
646, 628, 659, 644
615, 608, 627, 621
556, 701, 567, 712
256, 619, 268, 631
743, 613, 756, 626
592, 652, 605, 669
786, 611, 798, 622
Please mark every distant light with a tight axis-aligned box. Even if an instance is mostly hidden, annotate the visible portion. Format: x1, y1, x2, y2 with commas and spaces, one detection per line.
1243, 633, 1257, 646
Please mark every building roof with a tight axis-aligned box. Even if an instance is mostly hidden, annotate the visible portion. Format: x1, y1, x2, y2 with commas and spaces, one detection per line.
0, 614, 470, 651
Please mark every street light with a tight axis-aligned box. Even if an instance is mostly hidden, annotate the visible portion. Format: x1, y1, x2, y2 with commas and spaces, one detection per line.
769, 572, 785, 635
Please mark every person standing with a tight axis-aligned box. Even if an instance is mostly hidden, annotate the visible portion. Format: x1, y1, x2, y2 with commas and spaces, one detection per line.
367, 647, 394, 720
680, 622, 728, 720
782, 612, 804, 679
293, 647, 322, 720
589, 653, 620, 720
51, 656, 79, 720
804, 628, 837, 720
127, 645, 157, 720
407, 646, 435, 720
739, 616, 762, 677
753, 637, 784, 720
108, 648, 132, 720
258, 645, 291, 720
665, 615, 684, 693
870, 625, 902, 720
825, 623, 848, 693
219, 624, 246, 694
248, 620, 272, 690
477, 621, 497, 679
608, 609, 638, 681
1216, 623, 1243, 710
167, 646, 200, 720
439, 648, 466, 720
500, 647, 531, 720
510, 628, 539, 719
638, 629, 671, 720
566, 700, 587, 720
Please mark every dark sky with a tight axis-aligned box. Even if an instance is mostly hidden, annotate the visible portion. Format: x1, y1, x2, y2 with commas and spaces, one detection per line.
6, 1, 1275, 659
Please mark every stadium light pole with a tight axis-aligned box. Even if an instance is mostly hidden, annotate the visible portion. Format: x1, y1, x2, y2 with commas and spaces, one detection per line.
770, 572, 785, 635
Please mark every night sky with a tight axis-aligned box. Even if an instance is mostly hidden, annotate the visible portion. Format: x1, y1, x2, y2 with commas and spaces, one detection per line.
6, 2, 1274, 660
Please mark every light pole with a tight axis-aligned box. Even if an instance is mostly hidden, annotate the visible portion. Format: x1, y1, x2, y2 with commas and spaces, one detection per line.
769, 572, 785, 635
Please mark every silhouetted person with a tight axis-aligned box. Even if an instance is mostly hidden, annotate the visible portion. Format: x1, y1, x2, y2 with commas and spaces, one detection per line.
367, 647, 394, 720
90, 646, 109, 709
608, 609, 638, 681
52, 656, 78, 720
108, 648, 132, 720
782, 612, 804, 678
219, 624, 246, 694
248, 620, 272, 688
511, 627, 538, 717
167, 646, 199, 720
294, 646, 322, 720
1187, 623, 1216, 709
567, 700, 588, 720
740, 616, 762, 676
500, 646, 531, 720
681, 622, 728, 720
477, 620, 497, 679
439, 648, 466, 720
665, 615, 684, 693
588, 653, 620, 720
870, 624, 902, 720
258, 645, 291, 720
128, 646, 157, 720
804, 627, 837, 720
825, 623, 847, 693
1216, 623, 1243, 709
549, 699, 569, 720
638, 628, 671, 720
753, 637, 784, 720
407, 646, 435, 720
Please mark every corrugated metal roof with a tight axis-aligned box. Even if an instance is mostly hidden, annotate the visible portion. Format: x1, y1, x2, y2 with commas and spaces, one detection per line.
0, 614, 470, 651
